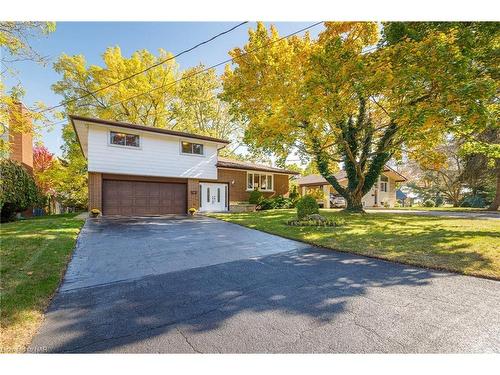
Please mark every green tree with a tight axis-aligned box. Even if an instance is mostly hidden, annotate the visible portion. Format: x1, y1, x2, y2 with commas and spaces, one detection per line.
173, 64, 244, 156
382, 22, 500, 210
52, 47, 246, 204
0, 22, 56, 154
0, 159, 41, 221
223, 22, 493, 212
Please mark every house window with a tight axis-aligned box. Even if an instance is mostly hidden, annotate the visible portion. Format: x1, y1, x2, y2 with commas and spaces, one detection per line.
247, 172, 273, 191
380, 175, 388, 192
110, 131, 140, 147
181, 141, 204, 155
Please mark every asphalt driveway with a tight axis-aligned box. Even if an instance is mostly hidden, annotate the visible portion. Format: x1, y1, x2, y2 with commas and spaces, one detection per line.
30, 216, 500, 353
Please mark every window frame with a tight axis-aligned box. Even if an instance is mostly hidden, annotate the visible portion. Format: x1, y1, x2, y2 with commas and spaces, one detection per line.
109, 130, 141, 149
380, 175, 388, 192
246, 171, 274, 192
180, 140, 205, 156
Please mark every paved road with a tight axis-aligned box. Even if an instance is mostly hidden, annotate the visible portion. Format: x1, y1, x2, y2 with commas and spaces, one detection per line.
30, 217, 500, 353
365, 209, 500, 219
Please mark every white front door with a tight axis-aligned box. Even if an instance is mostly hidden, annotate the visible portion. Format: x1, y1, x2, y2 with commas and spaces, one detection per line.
199, 183, 228, 212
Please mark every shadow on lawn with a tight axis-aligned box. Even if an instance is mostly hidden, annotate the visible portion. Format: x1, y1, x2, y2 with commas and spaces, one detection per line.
226, 211, 498, 277
31, 246, 444, 353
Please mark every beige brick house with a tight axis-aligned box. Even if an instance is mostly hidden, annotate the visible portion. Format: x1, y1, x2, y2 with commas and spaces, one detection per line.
297, 168, 407, 208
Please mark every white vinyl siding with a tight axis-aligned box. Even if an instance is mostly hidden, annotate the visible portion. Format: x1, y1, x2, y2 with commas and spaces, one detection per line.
87, 125, 218, 179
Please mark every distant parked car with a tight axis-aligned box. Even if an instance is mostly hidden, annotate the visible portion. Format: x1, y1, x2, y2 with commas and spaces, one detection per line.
330, 194, 346, 208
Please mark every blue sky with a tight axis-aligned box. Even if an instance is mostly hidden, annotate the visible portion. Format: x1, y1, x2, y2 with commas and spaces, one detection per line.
4, 22, 323, 156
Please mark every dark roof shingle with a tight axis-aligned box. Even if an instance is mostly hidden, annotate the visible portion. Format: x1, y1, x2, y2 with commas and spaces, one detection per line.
216, 157, 300, 175
70, 115, 230, 144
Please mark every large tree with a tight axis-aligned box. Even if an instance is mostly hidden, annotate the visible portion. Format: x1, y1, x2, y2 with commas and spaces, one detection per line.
0, 22, 56, 154
52, 47, 246, 206
223, 22, 495, 211
382, 22, 500, 210
416, 138, 466, 206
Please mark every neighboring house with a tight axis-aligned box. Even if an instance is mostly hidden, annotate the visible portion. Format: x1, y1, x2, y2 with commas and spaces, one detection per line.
2, 102, 34, 173
71, 115, 299, 215
1, 102, 35, 217
396, 189, 412, 207
296, 168, 407, 208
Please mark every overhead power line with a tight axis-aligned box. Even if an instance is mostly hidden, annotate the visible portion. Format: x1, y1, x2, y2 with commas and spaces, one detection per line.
38, 21, 249, 114
39, 22, 324, 128
96, 21, 324, 110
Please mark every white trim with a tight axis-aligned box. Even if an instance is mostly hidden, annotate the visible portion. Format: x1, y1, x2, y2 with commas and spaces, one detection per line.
246, 171, 274, 192
107, 129, 142, 150
217, 166, 296, 176
179, 139, 205, 157
199, 182, 229, 212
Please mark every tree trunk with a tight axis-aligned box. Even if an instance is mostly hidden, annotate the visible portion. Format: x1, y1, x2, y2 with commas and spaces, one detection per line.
487, 162, 500, 211
344, 193, 365, 213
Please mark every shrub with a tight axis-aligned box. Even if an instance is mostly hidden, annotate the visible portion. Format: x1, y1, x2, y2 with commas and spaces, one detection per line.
272, 195, 287, 208
0, 159, 41, 222
289, 185, 299, 201
296, 195, 319, 219
258, 198, 274, 210
422, 199, 435, 207
258, 196, 290, 210
460, 195, 486, 208
248, 190, 264, 204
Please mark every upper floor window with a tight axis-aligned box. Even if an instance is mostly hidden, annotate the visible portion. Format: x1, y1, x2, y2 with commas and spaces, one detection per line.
380, 175, 388, 192
110, 131, 140, 148
181, 141, 204, 155
247, 172, 273, 191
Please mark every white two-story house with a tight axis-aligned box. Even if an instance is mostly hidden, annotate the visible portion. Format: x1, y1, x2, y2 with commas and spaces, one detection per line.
71, 115, 299, 215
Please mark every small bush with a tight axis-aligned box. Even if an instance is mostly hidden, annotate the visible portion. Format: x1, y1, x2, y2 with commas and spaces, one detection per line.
258, 198, 274, 210
272, 195, 287, 208
0, 159, 41, 222
422, 199, 435, 207
296, 195, 319, 219
460, 195, 486, 208
258, 195, 294, 210
289, 185, 299, 201
248, 190, 264, 204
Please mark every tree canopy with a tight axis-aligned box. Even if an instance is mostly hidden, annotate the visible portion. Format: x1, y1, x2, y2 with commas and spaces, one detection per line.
222, 22, 497, 211
0, 22, 56, 154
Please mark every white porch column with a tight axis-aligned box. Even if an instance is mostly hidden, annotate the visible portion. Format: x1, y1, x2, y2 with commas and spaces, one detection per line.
301, 186, 306, 196
323, 184, 331, 208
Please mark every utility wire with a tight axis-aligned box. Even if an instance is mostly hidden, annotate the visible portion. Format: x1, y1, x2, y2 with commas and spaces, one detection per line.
40, 22, 324, 128
93, 22, 324, 110
38, 21, 249, 114
42, 23, 375, 130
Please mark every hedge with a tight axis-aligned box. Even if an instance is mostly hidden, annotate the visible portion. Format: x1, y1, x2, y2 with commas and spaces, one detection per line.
0, 159, 41, 221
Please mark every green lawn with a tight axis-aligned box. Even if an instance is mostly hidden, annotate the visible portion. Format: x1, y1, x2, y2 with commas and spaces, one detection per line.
369, 206, 491, 212
0, 213, 85, 353
210, 209, 500, 280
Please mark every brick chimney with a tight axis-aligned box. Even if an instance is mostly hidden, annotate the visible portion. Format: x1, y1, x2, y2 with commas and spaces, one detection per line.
8, 102, 33, 174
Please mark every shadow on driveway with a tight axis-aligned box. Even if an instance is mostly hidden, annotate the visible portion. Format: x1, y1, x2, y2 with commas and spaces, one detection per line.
29, 246, 500, 353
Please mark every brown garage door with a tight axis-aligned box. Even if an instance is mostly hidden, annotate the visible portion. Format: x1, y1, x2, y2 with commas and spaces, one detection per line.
102, 180, 187, 215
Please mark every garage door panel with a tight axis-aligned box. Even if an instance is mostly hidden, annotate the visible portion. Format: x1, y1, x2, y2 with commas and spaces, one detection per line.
102, 180, 186, 215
